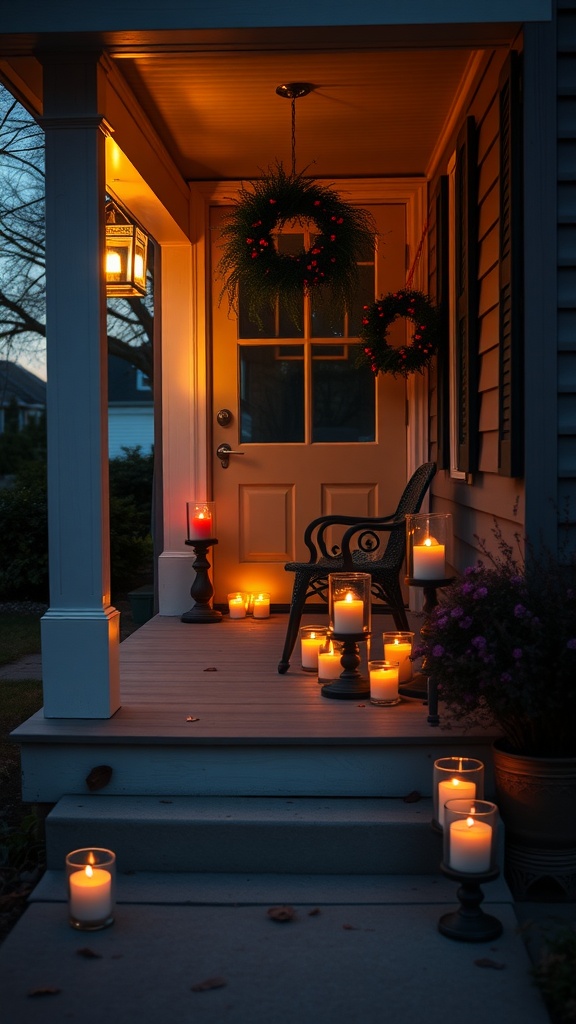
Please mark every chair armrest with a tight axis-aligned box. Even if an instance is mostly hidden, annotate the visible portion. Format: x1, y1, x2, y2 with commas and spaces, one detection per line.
303, 511, 398, 562
340, 519, 406, 569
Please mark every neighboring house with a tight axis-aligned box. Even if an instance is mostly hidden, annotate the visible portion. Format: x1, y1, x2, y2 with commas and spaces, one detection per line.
107, 355, 153, 459
0, 1, 570, 722
0, 360, 45, 433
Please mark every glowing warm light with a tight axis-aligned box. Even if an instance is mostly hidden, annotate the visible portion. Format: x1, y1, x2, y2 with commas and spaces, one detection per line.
106, 250, 121, 274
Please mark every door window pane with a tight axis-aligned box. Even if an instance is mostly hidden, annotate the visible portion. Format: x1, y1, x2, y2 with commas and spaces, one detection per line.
311, 345, 375, 442
239, 345, 304, 443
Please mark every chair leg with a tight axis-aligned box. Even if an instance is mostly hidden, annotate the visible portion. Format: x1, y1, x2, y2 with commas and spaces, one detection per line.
278, 573, 310, 673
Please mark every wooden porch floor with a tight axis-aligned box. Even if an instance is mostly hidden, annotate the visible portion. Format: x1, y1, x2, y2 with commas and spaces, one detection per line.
16, 611, 494, 747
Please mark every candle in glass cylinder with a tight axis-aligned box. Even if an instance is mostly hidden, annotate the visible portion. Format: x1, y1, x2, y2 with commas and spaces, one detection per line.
383, 634, 414, 683
333, 591, 364, 633
300, 628, 328, 671
369, 661, 399, 704
228, 593, 247, 619
412, 535, 445, 580
69, 864, 112, 923
318, 640, 343, 681
437, 777, 477, 829
253, 593, 270, 619
449, 816, 492, 873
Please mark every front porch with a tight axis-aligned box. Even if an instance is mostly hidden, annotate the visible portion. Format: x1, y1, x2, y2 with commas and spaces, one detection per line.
14, 610, 497, 805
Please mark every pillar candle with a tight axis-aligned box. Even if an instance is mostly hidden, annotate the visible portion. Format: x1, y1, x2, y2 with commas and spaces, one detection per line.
228, 594, 247, 619
333, 592, 364, 633
69, 865, 112, 923
253, 594, 270, 619
190, 512, 213, 540
318, 641, 342, 681
412, 536, 445, 580
369, 663, 399, 702
449, 817, 492, 873
301, 632, 326, 670
383, 638, 413, 683
437, 777, 477, 829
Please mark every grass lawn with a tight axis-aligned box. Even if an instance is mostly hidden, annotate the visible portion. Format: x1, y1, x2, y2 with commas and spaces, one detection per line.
0, 613, 42, 666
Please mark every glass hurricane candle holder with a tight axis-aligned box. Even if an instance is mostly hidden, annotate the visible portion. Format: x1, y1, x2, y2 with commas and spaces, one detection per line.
433, 757, 485, 831
383, 631, 415, 684
328, 573, 371, 635
228, 592, 249, 619
443, 799, 499, 875
66, 848, 116, 931
406, 512, 452, 582
300, 625, 329, 672
186, 501, 215, 542
369, 660, 400, 706
253, 592, 270, 619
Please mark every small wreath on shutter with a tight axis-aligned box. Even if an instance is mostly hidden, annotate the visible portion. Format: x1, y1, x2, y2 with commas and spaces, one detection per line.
218, 162, 375, 327
357, 290, 443, 378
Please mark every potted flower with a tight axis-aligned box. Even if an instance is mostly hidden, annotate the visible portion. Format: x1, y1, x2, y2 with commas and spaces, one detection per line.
418, 523, 576, 897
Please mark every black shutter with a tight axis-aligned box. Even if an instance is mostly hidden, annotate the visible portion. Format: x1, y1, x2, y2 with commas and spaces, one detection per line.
455, 116, 479, 475
434, 176, 450, 470
498, 51, 524, 477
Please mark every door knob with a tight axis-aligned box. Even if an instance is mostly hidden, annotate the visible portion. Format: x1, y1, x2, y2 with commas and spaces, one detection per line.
216, 442, 245, 469
217, 408, 233, 426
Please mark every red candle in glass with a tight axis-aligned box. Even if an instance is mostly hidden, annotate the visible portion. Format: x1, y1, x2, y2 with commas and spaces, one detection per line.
190, 511, 212, 539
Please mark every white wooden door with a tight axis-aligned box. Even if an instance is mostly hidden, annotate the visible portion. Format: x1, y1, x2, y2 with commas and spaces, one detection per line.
210, 203, 408, 605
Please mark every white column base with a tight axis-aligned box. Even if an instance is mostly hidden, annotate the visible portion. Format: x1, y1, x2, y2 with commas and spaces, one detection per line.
158, 551, 197, 616
41, 608, 121, 719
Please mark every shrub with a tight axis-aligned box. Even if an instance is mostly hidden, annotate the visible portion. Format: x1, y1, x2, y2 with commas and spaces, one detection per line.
0, 483, 49, 601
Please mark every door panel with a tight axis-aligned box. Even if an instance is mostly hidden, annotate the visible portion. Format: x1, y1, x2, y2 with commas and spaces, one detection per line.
210, 203, 407, 605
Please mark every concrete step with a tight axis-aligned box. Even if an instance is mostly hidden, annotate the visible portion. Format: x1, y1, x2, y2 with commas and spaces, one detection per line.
45, 794, 443, 874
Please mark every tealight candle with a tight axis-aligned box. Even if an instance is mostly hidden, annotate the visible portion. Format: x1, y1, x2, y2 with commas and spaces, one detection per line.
412, 535, 445, 580
333, 592, 364, 633
449, 816, 492, 873
253, 593, 270, 619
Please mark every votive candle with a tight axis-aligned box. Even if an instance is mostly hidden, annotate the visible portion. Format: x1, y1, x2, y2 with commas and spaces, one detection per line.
438, 777, 477, 829
449, 817, 492, 873
253, 593, 270, 619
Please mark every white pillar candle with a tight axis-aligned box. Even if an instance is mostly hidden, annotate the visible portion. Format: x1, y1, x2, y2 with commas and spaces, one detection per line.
369, 663, 399, 702
301, 632, 326, 670
449, 817, 492, 873
69, 865, 112, 923
228, 594, 246, 619
438, 777, 477, 829
333, 592, 364, 633
412, 536, 445, 580
253, 594, 270, 619
383, 639, 413, 683
318, 641, 342, 681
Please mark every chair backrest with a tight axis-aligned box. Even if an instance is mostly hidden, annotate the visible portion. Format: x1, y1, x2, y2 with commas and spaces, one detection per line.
380, 461, 437, 567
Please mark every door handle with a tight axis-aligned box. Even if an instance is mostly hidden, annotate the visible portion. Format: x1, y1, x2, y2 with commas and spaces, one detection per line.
216, 442, 245, 469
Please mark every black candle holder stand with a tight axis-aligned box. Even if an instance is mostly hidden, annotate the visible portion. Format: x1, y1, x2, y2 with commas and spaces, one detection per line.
438, 862, 503, 942
399, 576, 455, 725
181, 538, 222, 623
321, 632, 371, 700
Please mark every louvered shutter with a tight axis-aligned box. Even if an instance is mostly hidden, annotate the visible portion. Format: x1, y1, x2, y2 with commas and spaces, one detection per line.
455, 116, 479, 474
434, 176, 450, 470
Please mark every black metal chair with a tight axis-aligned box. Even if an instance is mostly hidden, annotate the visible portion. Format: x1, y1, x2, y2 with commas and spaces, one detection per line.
278, 461, 437, 673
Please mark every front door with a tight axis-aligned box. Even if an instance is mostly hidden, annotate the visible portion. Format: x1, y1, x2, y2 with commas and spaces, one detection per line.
210, 202, 408, 606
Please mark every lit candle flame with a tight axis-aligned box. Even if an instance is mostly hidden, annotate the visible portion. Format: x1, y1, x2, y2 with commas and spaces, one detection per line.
345, 592, 354, 603
466, 817, 475, 828
85, 864, 94, 878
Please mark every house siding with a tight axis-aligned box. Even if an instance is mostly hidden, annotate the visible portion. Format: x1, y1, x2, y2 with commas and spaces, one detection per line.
429, 48, 525, 571
558, 0, 576, 552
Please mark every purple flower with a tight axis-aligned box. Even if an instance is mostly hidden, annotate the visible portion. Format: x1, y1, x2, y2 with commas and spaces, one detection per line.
432, 645, 445, 658
514, 604, 527, 618
512, 648, 523, 659
459, 616, 473, 630
511, 574, 524, 586
461, 581, 474, 595
471, 636, 487, 649
473, 587, 488, 599
451, 606, 464, 619
436, 617, 449, 629
500, 672, 512, 683
567, 638, 576, 650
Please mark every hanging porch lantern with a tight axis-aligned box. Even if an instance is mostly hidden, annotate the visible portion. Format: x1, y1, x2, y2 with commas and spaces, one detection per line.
105, 198, 148, 297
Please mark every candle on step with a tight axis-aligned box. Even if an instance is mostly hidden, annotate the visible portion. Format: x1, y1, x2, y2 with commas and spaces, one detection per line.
333, 592, 364, 633
69, 864, 112, 923
437, 776, 476, 829
449, 816, 492, 873
383, 633, 414, 684
369, 660, 399, 704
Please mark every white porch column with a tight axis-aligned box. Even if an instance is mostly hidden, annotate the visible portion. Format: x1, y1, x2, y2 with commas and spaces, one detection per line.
40, 54, 120, 718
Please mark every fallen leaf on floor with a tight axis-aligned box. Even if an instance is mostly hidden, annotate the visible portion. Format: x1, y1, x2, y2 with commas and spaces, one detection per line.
28, 987, 61, 997
308, 908, 321, 916
186, 716, 200, 722
76, 947, 102, 959
357, 704, 366, 708
159, 799, 173, 804
191, 976, 227, 992
474, 958, 506, 970
342, 923, 359, 930
85, 765, 113, 791
203, 667, 218, 672
267, 905, 297, 922
403, 790, 422, 803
